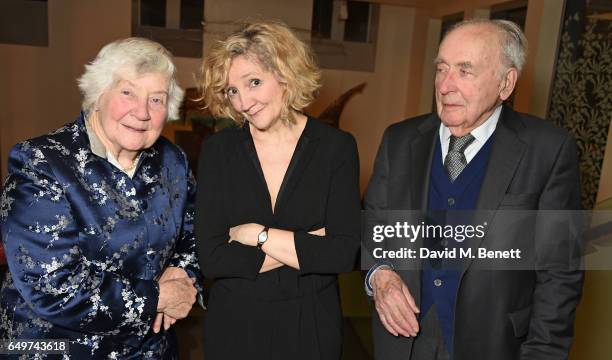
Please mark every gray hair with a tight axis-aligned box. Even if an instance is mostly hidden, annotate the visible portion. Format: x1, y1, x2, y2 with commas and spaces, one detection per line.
446, 19, 528, 75
77, 37, 184, 120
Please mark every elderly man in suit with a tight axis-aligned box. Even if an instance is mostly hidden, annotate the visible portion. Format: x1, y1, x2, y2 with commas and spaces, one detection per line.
364, 19, 583, 360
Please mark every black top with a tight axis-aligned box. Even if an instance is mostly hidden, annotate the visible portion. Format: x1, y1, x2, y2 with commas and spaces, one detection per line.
195, 117, 361, 359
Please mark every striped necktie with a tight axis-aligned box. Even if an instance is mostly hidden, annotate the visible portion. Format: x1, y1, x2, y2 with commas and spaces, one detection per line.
444, 134, 475, 182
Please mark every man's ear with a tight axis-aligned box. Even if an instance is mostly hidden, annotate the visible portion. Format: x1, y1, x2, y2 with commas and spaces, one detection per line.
499, 68, 518, 101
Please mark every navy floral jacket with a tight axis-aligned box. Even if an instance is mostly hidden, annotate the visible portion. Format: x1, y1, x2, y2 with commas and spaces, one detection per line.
0, 113, 201, 359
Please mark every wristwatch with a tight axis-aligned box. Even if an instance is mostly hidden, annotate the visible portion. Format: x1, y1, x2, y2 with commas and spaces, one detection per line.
257, 226, 269, 250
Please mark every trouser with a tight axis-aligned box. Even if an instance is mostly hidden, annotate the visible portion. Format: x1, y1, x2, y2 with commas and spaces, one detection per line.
410, 306, 451, 360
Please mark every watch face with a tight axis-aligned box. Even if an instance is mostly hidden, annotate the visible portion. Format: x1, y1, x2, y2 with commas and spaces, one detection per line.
258, 231, 268, 243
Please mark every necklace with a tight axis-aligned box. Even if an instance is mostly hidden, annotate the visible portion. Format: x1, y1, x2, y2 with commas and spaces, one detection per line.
122, 161, 137, 172
121, 154, 141, 173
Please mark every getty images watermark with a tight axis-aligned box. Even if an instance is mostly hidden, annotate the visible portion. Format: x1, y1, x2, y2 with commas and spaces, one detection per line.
361, 210, 608, 271
370, 220, 521, 260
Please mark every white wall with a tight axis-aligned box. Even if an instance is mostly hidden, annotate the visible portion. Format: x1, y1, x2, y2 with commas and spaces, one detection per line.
309, 5, 418, 191
0, 0, 202, 180
0, 0, 132, 179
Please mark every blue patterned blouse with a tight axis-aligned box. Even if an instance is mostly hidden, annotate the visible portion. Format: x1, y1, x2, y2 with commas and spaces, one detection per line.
0, 112, 201, 359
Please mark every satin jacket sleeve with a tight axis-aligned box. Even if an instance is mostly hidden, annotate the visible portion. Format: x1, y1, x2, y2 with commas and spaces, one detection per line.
166, 163, 202, 281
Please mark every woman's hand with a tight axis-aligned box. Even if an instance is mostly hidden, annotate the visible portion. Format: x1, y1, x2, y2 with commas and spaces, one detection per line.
229, 225, 325, 271
309, 227, 326, 236
159, 266, 189, 281
229, 223, 265, 246
153, 313, 177, 333
157, 277, 197, 318
229, 225, 325, 246
154, 267, 197, 333
153, 267, 192, 333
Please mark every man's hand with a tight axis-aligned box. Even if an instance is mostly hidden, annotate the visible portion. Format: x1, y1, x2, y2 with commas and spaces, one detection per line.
372, 268, 420, 337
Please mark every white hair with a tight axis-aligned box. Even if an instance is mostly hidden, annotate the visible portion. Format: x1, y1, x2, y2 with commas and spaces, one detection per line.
77, 37, 184, 120
447, 19, 528, 75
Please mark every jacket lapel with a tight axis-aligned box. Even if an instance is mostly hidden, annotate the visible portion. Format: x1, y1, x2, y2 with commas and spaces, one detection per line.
460, 106, 527, 277
239, 128, 275, 215
274, 133, 319, 216
411, 115, 439, 211
476, 106, 526, 210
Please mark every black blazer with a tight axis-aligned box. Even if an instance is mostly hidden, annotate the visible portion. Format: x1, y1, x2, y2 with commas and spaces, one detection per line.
195, 117, 361, 360
365, 106, 583, 360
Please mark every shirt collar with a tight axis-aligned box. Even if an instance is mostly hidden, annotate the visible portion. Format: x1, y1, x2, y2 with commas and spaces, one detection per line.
84, 114, 142, 177
84, 116, 107, 158
439, 105, 502, 144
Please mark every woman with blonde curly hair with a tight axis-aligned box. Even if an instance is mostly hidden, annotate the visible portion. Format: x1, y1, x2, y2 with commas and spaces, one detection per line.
195, 21, 361, 359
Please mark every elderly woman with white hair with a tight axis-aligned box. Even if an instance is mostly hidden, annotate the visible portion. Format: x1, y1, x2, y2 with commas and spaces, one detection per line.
0, 37, 200, 359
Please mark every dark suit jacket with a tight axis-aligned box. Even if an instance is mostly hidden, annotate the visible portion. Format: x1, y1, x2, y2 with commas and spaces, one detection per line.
195, 117, 361, 360
364, 106, 583, 360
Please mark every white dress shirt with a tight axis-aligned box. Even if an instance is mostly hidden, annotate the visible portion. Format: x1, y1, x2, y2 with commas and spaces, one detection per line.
439, 105, 501, 165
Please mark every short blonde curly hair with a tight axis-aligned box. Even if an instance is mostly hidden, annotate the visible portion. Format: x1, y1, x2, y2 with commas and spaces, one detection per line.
199, 20, 321, 125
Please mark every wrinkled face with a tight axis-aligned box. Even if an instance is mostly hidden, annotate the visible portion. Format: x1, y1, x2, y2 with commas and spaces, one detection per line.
226, 55, 286, 131
435, 25, 512, 134
96, 72, 168, 154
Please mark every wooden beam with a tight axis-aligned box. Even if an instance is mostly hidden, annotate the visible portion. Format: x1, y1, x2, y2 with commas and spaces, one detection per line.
432, 0, 522, 18
351, 0, 431, 9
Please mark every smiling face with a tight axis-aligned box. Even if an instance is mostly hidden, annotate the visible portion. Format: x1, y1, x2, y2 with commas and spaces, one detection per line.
434, 24, 517, 135
225, 55, 286, 131
95, 71, 169, 157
